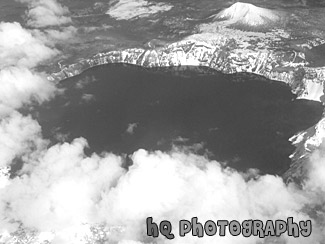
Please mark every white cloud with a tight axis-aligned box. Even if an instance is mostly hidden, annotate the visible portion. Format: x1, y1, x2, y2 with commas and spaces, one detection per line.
44, 26, 78, 42
31, 26, 78, 47
126, 123, 138, 135
305, 142, 325, 192
0, 18, 59, 179
81, 94, 96, 104
0, 112, 46, 168
1, 144, 324, 243
18, 0, 72, 28
0, 138, 125, 232
75, 75, 97, 89
0, 22, 58, 68
0, 67, 56, 113
98, 149, 314, 243
0, 1, 76, 240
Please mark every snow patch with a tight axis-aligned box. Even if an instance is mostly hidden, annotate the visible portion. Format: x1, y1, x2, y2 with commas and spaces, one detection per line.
298, 80, 324, 102
106, 0, 172, 20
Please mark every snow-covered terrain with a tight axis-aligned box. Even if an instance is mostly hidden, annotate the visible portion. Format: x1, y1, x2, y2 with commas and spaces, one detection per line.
214, 2, 282, 27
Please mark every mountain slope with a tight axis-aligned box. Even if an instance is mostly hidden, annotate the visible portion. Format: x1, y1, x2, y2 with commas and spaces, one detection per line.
214, 2, 281, 27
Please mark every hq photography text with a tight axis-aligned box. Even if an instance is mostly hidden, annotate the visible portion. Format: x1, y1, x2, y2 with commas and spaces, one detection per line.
146, 217, 312, 239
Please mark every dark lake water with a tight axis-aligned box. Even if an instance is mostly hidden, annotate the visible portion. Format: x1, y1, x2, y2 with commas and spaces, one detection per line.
34, 64, 323, 175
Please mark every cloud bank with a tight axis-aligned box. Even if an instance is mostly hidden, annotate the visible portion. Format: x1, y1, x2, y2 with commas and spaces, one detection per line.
1, 143, 325, 243
0, 5, 60, 163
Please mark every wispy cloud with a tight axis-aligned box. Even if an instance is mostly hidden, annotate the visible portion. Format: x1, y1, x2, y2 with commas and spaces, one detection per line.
17, 0, 72, 28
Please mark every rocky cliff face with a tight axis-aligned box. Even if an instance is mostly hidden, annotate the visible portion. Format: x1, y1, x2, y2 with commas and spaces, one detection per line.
49, 35, 325, 101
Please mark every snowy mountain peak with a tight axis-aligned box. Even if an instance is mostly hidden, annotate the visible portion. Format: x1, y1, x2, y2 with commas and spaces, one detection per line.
215, 2, 280, 27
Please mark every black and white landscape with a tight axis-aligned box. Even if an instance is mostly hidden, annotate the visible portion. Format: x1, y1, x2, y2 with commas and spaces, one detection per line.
1, 0, 325, 243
